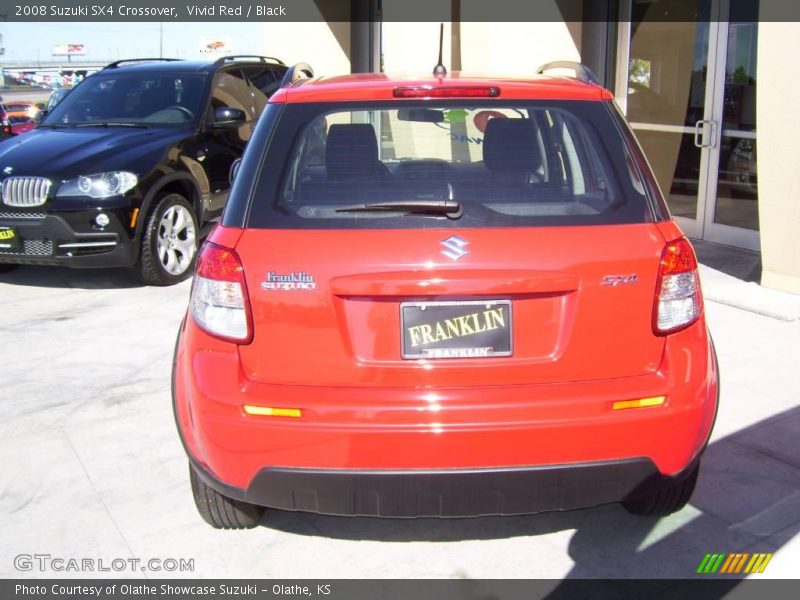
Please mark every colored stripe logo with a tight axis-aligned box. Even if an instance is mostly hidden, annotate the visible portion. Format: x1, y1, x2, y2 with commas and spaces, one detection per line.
696, 553, 773, 574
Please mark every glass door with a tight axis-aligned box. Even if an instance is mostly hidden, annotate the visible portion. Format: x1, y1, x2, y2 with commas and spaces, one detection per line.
701, 15, 760, 250
618, 0, 760, 250
622, 0, 715, 240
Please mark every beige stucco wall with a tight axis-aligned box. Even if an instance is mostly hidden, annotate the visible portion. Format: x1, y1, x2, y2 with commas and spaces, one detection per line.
262, 22, 351, 77
260, 19, 581, 84
757, 21, 800, 293
381, 22, 580, 77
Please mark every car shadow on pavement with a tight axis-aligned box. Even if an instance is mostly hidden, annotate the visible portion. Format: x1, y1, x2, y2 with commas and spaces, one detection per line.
262, 406, 800, 584
0, 265, 144, 289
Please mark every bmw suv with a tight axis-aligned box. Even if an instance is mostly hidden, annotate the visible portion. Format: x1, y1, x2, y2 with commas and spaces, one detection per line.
0, 56, 289, 284
174, 63, 719, 528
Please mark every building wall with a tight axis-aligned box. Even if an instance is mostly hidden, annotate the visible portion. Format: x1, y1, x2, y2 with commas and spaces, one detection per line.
757, 21, 800, 293
262, 22, 351, 76
381, 22, 581, 77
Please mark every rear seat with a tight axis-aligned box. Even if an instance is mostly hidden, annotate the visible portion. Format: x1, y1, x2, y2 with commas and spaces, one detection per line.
299, 123, 450, 204
296, 119, 569, 205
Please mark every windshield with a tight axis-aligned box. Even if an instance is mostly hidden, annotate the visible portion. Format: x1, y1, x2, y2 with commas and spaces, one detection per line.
43, 72, 206, 128
5, 104, 34, 113
253, 101, 652, 229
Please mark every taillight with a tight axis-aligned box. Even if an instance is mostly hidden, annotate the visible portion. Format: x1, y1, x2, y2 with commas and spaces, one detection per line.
189, 242, 252, 343
654, 237, 702, 334
393, 86, 501, 98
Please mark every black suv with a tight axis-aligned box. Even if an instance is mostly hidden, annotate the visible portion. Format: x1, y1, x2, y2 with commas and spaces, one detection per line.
0, 56, 288, 284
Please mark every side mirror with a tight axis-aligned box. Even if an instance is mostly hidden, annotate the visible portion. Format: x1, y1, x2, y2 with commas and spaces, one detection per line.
34, 110, 49, 125
229, 158, 242, 185
212, 106, 247, 129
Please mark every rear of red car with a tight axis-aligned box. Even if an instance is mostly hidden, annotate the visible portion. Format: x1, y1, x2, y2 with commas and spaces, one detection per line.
0, 106, 12, 138
173, 74, 717, 527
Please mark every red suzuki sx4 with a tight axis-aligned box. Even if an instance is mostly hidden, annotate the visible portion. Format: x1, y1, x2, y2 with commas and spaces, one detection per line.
173, 63, 718, 528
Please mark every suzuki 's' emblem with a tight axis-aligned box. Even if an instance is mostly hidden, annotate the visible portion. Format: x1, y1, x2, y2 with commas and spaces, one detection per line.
441, 235, 470, 261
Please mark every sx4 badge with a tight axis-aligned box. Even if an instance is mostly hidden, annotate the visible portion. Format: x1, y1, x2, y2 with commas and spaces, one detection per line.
261, 271, 317, 291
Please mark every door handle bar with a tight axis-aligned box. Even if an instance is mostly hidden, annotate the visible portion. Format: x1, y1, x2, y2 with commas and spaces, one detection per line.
694, 120, 717, 149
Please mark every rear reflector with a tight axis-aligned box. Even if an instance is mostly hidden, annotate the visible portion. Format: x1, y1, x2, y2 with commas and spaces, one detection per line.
654, 238, 702, 334
612, 396, 666, 410
393, 86, 501, 98
190, 242, 252, 343
243, 405, 302, 418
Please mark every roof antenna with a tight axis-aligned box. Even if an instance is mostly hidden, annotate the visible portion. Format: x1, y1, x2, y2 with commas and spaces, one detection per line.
433, 23, 447, 77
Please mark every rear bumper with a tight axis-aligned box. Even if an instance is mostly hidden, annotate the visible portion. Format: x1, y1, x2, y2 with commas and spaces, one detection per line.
174, 316, 719, 516
189, 452, 700, 517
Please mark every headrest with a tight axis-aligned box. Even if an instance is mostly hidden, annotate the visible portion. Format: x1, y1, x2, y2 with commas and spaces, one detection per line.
482, 118, 542, 174
326, 123, 381, 180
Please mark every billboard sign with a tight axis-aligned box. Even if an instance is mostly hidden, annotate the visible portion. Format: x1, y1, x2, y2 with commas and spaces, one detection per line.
52, 44, 86, 56
200, 38, 231, 55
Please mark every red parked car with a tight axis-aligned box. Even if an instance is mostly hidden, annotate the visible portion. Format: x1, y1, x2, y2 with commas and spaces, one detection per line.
173, 62, 719, 528
9, 116, 36, 136
0, 105, 12, 139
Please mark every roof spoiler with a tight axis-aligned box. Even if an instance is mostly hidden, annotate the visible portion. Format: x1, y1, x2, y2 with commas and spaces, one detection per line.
536, 61, 599, 85
103, 58, 183, 69
279, 63, 314, 88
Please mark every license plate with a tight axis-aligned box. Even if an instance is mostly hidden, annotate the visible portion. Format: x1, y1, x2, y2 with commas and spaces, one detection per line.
401, 300, 512, 359
0, 226, 21, 251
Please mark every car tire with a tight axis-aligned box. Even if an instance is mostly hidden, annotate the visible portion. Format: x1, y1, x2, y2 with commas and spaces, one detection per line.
136, 193, 199, 286
0, 264, 19, 273
189, 465, 265, 529
622, 461, 700, 516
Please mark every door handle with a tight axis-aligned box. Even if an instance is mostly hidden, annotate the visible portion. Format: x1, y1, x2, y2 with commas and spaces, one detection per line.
694, 120, 717, 149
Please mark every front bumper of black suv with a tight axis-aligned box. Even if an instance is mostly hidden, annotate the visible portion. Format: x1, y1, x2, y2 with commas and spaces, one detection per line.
0, 207, 137, 268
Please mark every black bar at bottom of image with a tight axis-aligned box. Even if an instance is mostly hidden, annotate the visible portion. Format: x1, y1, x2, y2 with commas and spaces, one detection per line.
2, 579, 799, 600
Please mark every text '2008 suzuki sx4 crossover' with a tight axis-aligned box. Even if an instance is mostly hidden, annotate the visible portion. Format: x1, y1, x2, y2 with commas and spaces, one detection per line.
173, 63, 719, 528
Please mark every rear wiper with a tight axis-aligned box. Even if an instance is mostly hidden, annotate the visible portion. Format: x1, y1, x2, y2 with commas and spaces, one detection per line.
336, 200, 463, 219
69, 122, 151, 128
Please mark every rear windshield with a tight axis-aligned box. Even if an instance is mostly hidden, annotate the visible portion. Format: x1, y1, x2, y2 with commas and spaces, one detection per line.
244, 100, 653, 229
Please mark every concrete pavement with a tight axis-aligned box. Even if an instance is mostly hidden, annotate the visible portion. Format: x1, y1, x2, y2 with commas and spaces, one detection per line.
0, 262, 798, 581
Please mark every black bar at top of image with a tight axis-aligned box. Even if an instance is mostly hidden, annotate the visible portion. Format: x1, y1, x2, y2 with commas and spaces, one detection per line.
2, 579, 800, 600
0, 0, 797, 22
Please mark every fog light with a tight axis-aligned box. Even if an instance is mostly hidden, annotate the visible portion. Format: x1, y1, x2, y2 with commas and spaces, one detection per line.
95, 213, 110, 228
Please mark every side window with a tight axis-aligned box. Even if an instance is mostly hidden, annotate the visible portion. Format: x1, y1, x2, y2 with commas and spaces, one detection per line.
546, 110, 612, 200
210, 70, 255, 122
243, 66, 283, 108
559, 117, 586, 194
208, 69, 255, 141
246, 67, 283, 98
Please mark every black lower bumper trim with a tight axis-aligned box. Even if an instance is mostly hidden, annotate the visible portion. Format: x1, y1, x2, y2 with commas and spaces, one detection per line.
0, 212, 137, 268
0, 242, 136, 267
189, 456, 695, 518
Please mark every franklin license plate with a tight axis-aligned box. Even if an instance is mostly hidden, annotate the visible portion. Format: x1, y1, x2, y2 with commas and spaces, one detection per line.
0, 226, 21, 251
401, 300, 512, 359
